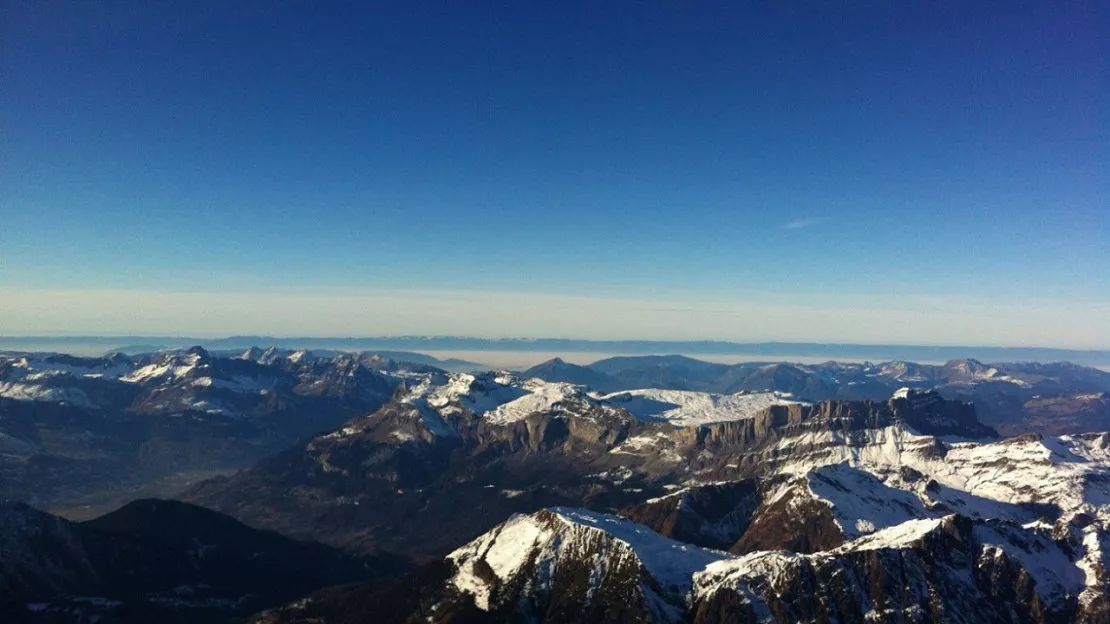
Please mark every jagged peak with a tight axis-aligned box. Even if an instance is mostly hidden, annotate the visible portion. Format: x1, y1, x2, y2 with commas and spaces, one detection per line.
184, 345, 211, 361
448, 507, 728, 615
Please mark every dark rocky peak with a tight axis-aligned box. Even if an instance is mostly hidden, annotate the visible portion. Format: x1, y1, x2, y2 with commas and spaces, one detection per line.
621, 480, 762, 550
942, 357, 992, 381
237, 346, 264, 361
0, 500, 72, 535
680, 392, 995, 459
590, 354, 727, 376
390, 380, 413, 401
81, 498, 257, 541
2, 501, 391, 622
890, 388, 997, 438
522, 359, 621, 392
877, 359, 941, 382
184, 345, 211, 362
102, 352, 132, 367
734, 363, 838, 399
0, 501, 95, 601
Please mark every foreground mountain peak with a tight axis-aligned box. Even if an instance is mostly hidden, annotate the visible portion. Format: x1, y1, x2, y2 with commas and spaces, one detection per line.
447, 507, 728, 621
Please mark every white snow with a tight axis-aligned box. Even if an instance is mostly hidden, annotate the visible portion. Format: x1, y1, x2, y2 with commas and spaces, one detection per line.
694, 517, 949, 604
486, 379, 595, 424
802, 463, 934, 539
1077, 529, 1109, 587
448, 507, 728, 618
121, 361, 195, 384
191, 375, 275, 393
610, 432, 683, 462
600, 388, 800, 427
448, 511, 557, 609
892, 387, 914, 399
973, 522, 1086, 605
549, 508, 729, 587
0, 382, 92, 406
835, 517, 945, 552
768, 425, 1110, 527
288, 349, 312, 363
400, 373, 603, 430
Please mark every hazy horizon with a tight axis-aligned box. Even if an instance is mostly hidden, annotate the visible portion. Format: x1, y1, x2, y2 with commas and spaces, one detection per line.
2, 288, 1108, 350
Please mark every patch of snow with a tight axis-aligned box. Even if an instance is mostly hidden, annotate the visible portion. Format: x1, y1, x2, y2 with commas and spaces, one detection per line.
485, 379, 595, 424
772, 425, 1110, 525
122, 361, 195, 384
803, 463, 934, 539
836, 517, 946, 552
611, 432, 683, 463
974, 522, 1085, 605
0, 382, 92, 406
601, 388, 800, 426
549, 508, 729, 587
448, 511, 556, 609
892, 387, 913, 399
192, 374, 275, 393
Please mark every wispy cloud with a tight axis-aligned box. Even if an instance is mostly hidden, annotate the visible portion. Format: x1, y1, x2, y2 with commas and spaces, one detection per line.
782, 217, 826, 230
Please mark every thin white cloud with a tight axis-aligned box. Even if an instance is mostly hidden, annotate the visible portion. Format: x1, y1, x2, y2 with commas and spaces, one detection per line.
783, 217, 826, 230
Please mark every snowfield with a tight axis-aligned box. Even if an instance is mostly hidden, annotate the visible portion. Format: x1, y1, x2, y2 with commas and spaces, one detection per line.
600, 388, 800, 426
398, 373, 803, 431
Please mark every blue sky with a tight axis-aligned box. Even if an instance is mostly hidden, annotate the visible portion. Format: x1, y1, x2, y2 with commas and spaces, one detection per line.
2, 1, 1107, 345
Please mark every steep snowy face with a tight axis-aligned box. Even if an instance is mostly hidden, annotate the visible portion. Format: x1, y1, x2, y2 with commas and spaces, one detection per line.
600, 389, 801, 427
433, 505, 1106, 624
765, 426, 1110, 530
121, 347, 213, 384
797, 463, 937, 539
447, 508, 729, 621
693, 514, 1094, 623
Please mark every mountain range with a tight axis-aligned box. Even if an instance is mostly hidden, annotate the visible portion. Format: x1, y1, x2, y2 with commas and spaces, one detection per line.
3, 336, 1110, 367
3, 347, 1110, 622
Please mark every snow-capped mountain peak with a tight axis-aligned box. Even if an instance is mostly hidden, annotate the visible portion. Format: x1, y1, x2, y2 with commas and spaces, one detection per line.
447, 507, 729, 621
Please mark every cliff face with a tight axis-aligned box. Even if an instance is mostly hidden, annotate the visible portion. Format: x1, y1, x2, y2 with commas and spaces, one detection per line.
251, 510, 1107, 624
692, 515, 1094, 624
621, 481, 762, 550
183, 385, 1011, 561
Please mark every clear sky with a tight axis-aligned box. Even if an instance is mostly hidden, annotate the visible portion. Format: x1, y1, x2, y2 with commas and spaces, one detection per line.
2, 1, 1107, 346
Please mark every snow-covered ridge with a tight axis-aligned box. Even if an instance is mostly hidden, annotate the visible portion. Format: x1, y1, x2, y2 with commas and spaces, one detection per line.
446, 503, 1104, 621
801, 463, 935, 538
694, 513, 1089, 607
0, 382, 93, 406
5, 355, 133, 381
770, 425, 1110, 528
397, 373, 808, 433
600, 388, 801, 427
0, 355, 135, 406
447, 507, 729, 616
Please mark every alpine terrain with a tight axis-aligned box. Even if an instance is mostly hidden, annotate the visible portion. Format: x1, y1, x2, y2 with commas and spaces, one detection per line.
4, 350, 1110, 622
